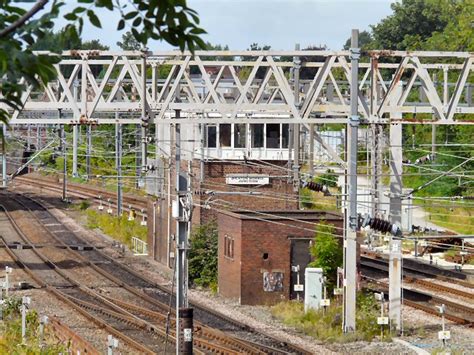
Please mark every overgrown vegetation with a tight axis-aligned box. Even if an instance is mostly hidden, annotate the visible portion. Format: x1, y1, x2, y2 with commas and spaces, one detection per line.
271, 292, 386, 343
188, 222, 218, 292
85, 208, 147, 248
0, 297, 67, 353
308, 222, 342, 290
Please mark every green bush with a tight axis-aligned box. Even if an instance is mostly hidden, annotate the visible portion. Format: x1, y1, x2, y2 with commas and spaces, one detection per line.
188, 222, 218, 289
85, 209, 147, 247
308, 222, 342, 290
271, 292, 384, 343
0, 297, 68, 353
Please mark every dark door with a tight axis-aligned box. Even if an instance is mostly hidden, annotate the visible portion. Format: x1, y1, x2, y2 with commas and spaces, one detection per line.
290, 239, 312, 300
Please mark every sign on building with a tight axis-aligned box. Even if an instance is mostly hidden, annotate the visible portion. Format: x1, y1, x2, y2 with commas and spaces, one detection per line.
225, 174, 269, 185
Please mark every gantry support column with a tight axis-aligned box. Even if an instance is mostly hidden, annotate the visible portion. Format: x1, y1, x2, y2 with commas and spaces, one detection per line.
2, 124, 6, 188
116, 117, 123, 216
343, 29, 359, 333
309, 124, 315, 173
389, 82, 403, 332
141, 51, 148, 188
72, 124, 78, 177
292, 43, 301, 193
86, 125, 91, 180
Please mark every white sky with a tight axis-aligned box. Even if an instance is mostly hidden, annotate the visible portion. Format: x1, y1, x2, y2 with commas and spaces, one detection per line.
51, 0, 395, 50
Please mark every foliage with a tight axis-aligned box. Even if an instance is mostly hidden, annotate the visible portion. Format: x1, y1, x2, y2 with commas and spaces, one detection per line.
0, 0, 206, 124
188, 222, 218, 290
0, 297, 68, 353
308, 222, 342, 289
117, 31, 141, 50
316, 169, 338, 188
271, 292, 383, 342
85, 208, 147, 247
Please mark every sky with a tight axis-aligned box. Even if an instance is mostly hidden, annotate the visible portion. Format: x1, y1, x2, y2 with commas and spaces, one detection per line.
53, 0, 395, 51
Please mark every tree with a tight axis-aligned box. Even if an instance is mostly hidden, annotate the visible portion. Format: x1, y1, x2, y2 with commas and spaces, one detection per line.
343, 30, 373, 50
188, 222, 218, 290
0, 0, 206, 124
117, 31, 141, 50
308, 222, 342, 288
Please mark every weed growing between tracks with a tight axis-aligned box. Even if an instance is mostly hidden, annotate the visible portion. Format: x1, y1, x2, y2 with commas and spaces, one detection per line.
0, 297, 68, 353
271, 292, 391, 343
83, 208, 147, 248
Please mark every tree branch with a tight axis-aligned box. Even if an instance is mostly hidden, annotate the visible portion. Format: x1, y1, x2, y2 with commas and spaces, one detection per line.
0, 0, 50, 38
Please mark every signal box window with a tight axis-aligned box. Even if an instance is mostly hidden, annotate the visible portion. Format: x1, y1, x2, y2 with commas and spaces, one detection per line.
220, 124, 231, 147
251, 124, 264, 148
206, 125, 217, 148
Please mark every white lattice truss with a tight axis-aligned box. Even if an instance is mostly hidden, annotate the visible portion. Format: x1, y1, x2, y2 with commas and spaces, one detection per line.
4, 50, 474, 125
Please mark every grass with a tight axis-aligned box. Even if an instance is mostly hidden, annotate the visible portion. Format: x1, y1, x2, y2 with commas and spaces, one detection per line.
0, 297, 68, 354
271, 292, 390, 343
84, 208, 147, 248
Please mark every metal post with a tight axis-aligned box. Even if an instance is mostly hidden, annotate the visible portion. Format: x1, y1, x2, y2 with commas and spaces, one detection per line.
27, 124, 31, 150
61, 124, 67, 202
292, 43, 301, 193
174, 109, 193, 354
116, 118, 123, 217
107, 335, 119, 355
39, 315, 48, 345
36, 125, 41, 150
86, 125, 91, 180
21, 296, 30, 342
4, 266, 12, 297
2, 123, 6, 188
136, 125, 141, 188
431, 125, 436, 162
343, 29, 359, 333
72, 124, 78, 177
141, 51, 148, 189
309, 124, 314, 173
389, 81, 403, 332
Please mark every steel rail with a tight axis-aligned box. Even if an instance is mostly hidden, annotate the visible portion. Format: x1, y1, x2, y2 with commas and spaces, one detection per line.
11, 189, 313, 355
6, 191, 293, 354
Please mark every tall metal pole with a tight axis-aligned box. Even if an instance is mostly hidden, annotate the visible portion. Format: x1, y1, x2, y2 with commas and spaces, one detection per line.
293, 43, 301, 193
86, 125, 91, 180
389, 81, 403, 331
141, 51, 148, 188
61, 123, 67, 202
1, 123, 6, 188
343, 29, 359, 333
36, 125, 41, 150
72, 124, 78, 177
175, 109, 193, 354
309, 124, 314, 174
116, 117, 123, 217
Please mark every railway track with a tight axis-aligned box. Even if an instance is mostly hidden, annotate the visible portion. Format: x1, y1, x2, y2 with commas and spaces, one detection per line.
361, 252, 473, 289
361, 261, 474, 327
1, 190, 311, 354
15, 174, 148, 216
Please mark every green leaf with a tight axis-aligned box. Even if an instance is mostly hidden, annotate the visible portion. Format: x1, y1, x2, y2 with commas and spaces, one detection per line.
124, 11, 138, 20
63, 13, 77, 21
87, 10, 102, 28
117, 19, 125, 31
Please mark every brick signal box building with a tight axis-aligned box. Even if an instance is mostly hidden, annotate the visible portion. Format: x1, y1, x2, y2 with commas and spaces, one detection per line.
217, 210, 343, 305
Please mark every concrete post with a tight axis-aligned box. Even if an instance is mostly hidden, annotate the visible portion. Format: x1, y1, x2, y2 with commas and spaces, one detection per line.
389, 81, 403, 331
343, 29, 359, 333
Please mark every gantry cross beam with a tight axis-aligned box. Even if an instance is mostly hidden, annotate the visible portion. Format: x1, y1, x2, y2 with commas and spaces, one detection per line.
3, 50, 473, 125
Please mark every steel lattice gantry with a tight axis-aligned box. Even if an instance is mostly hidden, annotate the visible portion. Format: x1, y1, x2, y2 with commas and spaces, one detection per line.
4, 49, 473, 126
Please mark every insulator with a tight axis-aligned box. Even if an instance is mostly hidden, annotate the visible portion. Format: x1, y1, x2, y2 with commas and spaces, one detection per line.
361, 214, 401, 236
415, 154, 432, 165
302, 181, 329, 194
402, 159, 411, 164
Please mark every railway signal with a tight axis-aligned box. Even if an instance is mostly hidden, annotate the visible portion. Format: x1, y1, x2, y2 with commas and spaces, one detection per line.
21, 296, 31, 343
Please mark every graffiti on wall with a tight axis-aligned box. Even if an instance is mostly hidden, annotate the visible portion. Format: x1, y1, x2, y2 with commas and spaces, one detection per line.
263, 271, 283, 292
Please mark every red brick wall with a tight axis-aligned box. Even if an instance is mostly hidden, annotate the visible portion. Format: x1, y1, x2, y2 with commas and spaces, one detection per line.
217, 213, 242, 301
217, 211, 344, 305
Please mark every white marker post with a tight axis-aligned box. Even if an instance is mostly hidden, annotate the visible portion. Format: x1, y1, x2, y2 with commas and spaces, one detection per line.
375, 292, 388, 340
437, 304, 450, 349
21, 296, 31, 342
5, 266, 12, 298
107, 335, 119, 355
